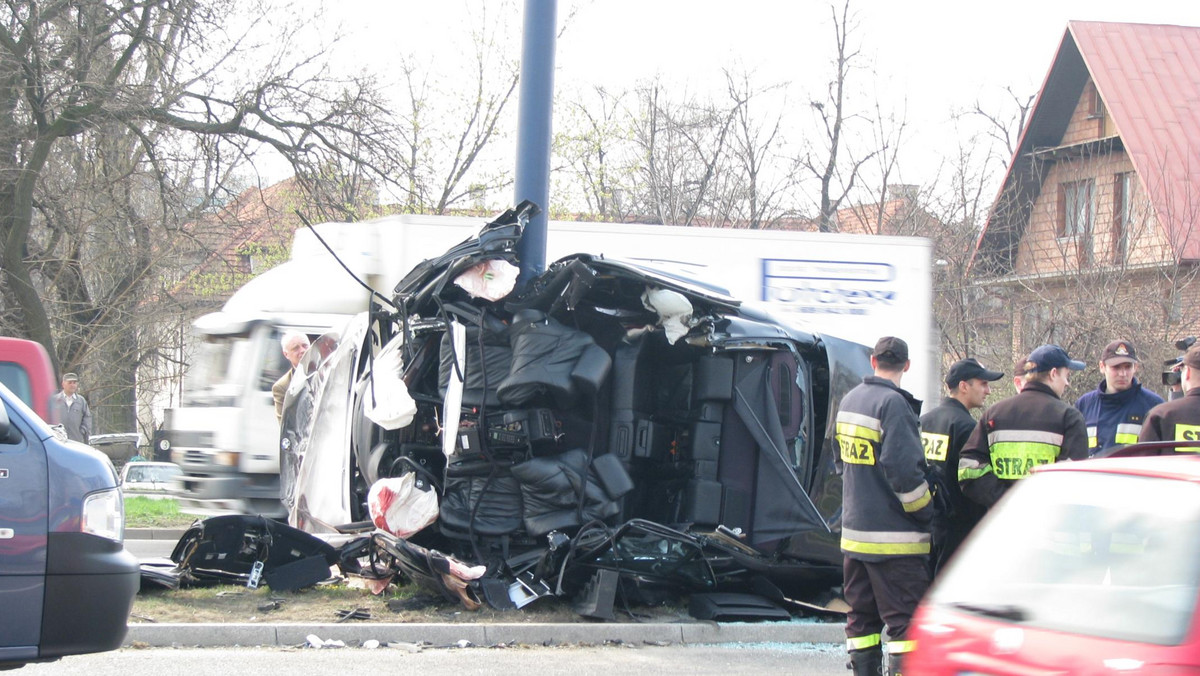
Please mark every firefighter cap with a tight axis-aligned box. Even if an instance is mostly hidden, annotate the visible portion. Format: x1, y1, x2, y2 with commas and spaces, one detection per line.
945, 358, 1004, 388
1101, 340, 1138, 366
872, 336, 908, 365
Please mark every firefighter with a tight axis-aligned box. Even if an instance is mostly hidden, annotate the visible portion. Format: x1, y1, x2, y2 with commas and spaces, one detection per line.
920, 358, 1003, 575
958, 344, 1089, 509
1074, 340, 1163, 455
836, 337, 933, 676
1138, 344, 1200, 451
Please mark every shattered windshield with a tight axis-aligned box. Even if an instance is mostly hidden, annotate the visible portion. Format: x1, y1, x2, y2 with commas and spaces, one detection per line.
929, 471, 1200, 646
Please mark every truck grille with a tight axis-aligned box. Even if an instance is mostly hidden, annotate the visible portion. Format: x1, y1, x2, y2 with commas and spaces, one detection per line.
184, 449, 212, 465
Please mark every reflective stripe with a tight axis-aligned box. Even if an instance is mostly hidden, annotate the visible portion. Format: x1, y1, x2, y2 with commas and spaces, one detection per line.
988, 429, 1064, 446
841, 538, 931, 555
957, 458, 992, 483
842, 528, 931, 555
1174, 424, 1200, 442
988, 441, 1059, 479
1109, 532, 1145, 555
897, 481, 931, 513
921, 432, 949, 461
837, 421, 881, 442
838, 411, 882, 432
1172, 424, 1200, 452
847, 633, 881, 650
887, 640, 917, 654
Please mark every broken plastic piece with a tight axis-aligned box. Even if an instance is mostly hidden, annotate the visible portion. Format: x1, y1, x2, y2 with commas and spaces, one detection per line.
247, 560, 264, 589
507, 572, 552, 608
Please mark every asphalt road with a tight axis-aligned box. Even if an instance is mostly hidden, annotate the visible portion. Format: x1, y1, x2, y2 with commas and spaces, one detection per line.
20, 644, 848, 675
124, 538, 175, 560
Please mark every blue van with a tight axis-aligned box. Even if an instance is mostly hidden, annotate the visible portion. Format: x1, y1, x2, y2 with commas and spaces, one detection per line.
0, 378, 139, 667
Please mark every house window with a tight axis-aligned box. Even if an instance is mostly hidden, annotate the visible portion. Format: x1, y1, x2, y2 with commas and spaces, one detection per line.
1089, 88, 1105, 119
1061, 179, 1094, 238
1061, 179, 1094, 267
1112, 172, 1134, 264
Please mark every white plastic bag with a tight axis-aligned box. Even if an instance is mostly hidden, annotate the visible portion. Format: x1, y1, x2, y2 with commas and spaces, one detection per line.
367, 475, 439, 538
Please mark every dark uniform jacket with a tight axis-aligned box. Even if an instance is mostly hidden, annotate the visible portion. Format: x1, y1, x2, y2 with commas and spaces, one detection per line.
1138, 388, 1200, 453
958, 380, 1088, 509
920, 397, 986, 543
1074, 378, 1163, 455
836, 375, 933, 562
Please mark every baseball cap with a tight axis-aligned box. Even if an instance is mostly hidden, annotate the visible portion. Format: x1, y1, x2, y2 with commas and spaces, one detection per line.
1184, 345, 1200, 370
1101, 340, 1138, 366
1024, 344, 1086, 373
872, 336, 909, 363
945, 358, 1004, 388
62, 372, 79, 382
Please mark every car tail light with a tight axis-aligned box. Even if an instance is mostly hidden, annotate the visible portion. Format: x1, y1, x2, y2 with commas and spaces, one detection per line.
82, 488, 124, 542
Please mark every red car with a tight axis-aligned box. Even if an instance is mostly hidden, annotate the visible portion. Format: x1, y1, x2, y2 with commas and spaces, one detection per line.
0, 336, 58, 423
908, 449, 1200, 675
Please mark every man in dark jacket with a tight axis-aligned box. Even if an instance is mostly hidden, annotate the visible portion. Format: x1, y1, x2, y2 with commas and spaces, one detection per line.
836, 336, 933, 676
1139, 344, 1200, 451
1074, 340, 1163, 455
920, 358, 1003, 574
959, 344, 1089, 509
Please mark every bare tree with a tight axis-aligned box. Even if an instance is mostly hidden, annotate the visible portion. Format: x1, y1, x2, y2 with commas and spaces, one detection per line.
0, 0, 398, 434
388, 4, 521, 215
796, 0, 878, 232
555, 84, 639, 220
970, 86, 1036, 162
716, 70, 796, 229
630, 80, 743, 226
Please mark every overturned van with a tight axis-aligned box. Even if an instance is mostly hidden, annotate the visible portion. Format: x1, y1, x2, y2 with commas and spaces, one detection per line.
283, 203, 870, 613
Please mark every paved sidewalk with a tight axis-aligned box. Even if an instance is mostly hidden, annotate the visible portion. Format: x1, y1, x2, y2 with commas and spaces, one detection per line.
125, 620, 844, 648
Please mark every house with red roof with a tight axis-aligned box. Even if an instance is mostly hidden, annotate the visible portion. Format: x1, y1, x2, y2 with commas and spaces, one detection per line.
972, 21, 1200, 366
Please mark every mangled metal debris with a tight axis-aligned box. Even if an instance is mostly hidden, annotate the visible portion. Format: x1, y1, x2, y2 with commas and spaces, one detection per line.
262, 201, 870, 619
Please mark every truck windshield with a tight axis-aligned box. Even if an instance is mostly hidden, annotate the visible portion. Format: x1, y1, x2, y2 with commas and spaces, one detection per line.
0, 362, 32, 408
183, 336, 253, 402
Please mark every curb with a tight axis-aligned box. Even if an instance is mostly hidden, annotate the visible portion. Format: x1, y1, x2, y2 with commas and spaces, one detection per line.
126, 528, 187, 541
124, 620, 845, 648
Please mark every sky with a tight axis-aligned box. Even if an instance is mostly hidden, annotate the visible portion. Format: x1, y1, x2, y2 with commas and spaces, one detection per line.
294, 0, 1200, 198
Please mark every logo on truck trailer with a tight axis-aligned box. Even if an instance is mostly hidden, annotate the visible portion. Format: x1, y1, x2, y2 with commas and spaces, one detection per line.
761, 259, 898, 315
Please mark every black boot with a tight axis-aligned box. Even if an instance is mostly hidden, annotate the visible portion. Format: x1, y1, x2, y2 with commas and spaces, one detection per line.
887, 651, 905, 676
847, 648, 883, 676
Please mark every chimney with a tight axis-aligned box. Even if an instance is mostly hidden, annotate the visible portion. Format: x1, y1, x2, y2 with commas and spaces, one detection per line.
887, 184, 919, 201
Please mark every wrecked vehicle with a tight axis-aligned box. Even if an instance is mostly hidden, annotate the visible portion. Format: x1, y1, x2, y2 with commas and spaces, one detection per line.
281, 202, 871, 617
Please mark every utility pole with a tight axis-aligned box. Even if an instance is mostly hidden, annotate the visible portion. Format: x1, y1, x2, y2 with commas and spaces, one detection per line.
513, 0, 556, 289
